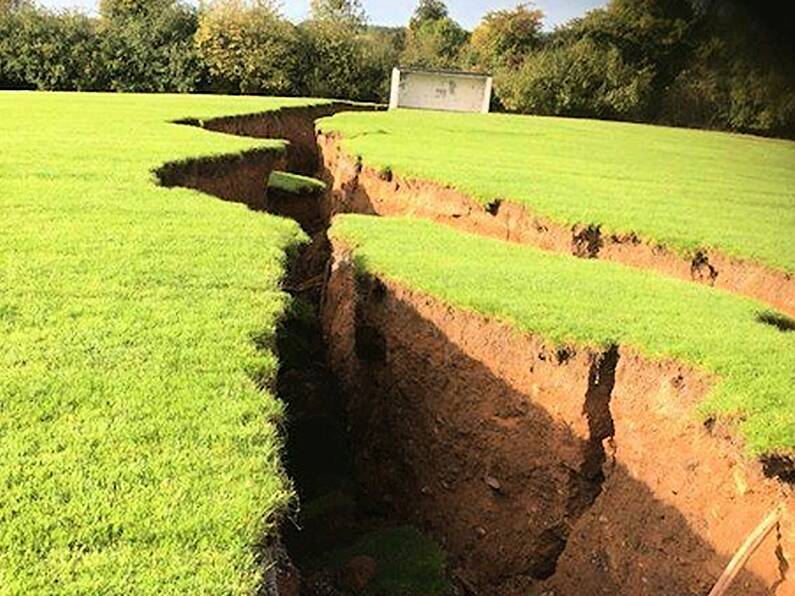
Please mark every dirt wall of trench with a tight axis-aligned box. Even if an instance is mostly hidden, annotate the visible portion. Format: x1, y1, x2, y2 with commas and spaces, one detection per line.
199, 103, 376, 175
156, 104, 377, 213
155, 148, 285, 211
317, 133, 795, 319
321, 241, 794, 595
156, 104, 795, 595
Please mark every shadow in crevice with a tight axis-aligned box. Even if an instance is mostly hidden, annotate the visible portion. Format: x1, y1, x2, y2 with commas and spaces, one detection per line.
758, 311, 795, 333
322, 265, 773, 595
157, 103, 379, 213
762, 455, 795, 484
275, 227, 453, 594
154, 147, 283, 211
155, 101, 446, 595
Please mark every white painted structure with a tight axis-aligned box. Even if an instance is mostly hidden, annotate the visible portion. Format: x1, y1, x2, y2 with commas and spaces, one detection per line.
389, 68, 493, 114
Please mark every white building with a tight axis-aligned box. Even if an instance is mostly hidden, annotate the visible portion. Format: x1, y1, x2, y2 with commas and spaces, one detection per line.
389, 68, 493, 114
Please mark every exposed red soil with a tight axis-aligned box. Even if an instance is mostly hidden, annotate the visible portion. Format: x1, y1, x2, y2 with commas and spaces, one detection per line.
317, 133, 795, 319
198, 103, 376, 175
157, 104, 375, 212
322, 240, 794, 595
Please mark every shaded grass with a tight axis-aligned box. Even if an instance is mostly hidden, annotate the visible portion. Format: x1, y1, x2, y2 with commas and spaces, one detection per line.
319, 109, 795, 272
268, 170, 326, 195
330, 215, 795, 456
0, 92, 324, 594
306, 526, 450, 595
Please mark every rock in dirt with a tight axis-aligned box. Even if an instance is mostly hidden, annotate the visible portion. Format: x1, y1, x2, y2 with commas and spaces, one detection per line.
484, 475, 502, 492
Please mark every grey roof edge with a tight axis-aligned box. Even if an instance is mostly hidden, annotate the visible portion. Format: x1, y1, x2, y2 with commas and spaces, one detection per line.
396, 67, 492, 79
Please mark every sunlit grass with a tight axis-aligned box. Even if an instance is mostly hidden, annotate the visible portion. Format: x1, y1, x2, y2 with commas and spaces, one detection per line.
320, 109, 795, 272
0, 92, 323, 594
268, 170, 326, 194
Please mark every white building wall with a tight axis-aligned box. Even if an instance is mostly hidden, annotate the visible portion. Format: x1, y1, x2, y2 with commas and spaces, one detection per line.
389, 68, 492, 114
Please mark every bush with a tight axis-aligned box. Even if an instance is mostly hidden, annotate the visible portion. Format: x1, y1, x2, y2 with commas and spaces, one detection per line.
0, 11, 24, 88
467, 3, 543, 71
359, 26, 404, 101
195, 0, 299, 95
100, 1, 202, 93
296, 0, 395, 102
0, 7, 105, 91
660, 5, 795, 137
401, 17, 468, 69
297, 22, 367, 100
498, 37, 654, 120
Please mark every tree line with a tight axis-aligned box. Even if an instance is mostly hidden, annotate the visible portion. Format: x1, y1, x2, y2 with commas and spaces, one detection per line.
1, 0, 793, 137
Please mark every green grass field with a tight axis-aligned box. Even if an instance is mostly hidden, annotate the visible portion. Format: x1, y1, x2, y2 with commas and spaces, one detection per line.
320, 110, 795, 273
3, 91, 794, 593
0, 92, 322, 594
330, 215, 795, 456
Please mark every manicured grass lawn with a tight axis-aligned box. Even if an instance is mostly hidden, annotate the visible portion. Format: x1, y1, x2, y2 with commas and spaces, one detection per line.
3, 90, 792, 592
0, 92, 321, 594
320, 110, 795, 273
331, 215, 795, 456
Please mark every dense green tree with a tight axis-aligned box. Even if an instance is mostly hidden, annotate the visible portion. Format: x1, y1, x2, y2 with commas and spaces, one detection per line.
468, 3, 544, 70
99, 0, 175, 19
0, 7, 21, 87
0, 0, 28, 13
409, 0, 448, 30
0, 7, 105, 90
660, 1, 795, 135
359, 26, 405, 99
497, 0, 695, 121
498, 36, 654, 119
100, 0, 201, 92
558, 0, 694, 114
195, 0, 297, 94
401, 16, 468, 69
298, 0, 393, 101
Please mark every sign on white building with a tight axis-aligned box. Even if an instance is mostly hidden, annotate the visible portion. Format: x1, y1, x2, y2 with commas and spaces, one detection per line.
389, 68, 493, 114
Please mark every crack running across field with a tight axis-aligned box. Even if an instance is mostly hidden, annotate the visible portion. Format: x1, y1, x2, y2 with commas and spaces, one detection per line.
154, 104, 790, 596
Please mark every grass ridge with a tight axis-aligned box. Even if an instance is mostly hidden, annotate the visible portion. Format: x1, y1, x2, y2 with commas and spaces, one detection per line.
331, 215, 795, 457
319, 110, 795, 273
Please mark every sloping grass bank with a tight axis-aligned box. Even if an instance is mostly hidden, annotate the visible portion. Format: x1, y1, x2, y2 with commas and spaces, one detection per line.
330, 215, 795, 456
0, 92, 322, 594
320, 109, 795, 273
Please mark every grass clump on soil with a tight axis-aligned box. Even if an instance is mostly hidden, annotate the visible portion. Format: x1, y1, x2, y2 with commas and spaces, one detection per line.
307, 526, 450, 596
0, 92, 328, 594
268, 170, 326, 195
319, 109, 795, 273
330, 215, 795, 457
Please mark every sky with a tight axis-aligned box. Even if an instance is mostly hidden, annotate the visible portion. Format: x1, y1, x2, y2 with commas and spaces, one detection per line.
37, 0, 608, 30
281, 1, 607, 29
